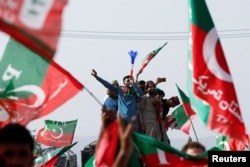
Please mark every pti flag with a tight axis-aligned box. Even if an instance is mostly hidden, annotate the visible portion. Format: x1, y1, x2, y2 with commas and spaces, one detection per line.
216, 134, 246, 151
0, 0, 67, 59
170, 105, 195, 135
36, 119, 78, 147
137, 42, 168, 75
0, 38, 83, 127
187, 0, 249, 145
33, 142, 77, 167
133, 133, 216, 167
176, 84, 196, 117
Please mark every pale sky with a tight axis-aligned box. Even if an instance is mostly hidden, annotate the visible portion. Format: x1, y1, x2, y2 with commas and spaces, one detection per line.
19, 0, 250, 148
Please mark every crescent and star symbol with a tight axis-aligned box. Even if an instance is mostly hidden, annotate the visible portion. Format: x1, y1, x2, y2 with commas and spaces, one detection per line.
50, 127, 64, 139
203, 27, 232, 83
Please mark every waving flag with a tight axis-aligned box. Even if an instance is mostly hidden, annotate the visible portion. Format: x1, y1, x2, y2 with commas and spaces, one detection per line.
33, 142, 77, 167
187, 0, 249, 145
137, 42, 168, 75
170, 105, 195, 135
0, 38, 83, 127
36, 119, 78, 147
176, 84, 196, 116
0, 0, 67, 59
133, 133, 218, 167
216, 134, 246, 151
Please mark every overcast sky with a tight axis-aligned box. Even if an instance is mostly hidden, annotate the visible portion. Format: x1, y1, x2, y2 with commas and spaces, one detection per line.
20, 0, 250, 148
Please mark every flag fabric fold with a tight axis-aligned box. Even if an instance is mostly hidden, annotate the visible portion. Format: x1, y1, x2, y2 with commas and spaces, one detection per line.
33, 142, 77, 167
137, 42, 167, 75
0, 39, 83, 127
0, 0, 67, 59
187, 0, 249, 145
36, 119, 78, 147
133, 133, 218, 167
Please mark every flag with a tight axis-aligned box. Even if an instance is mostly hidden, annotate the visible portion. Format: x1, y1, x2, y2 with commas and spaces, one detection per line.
86, 120, 141, 167
133, 132, 217, 167
216, 134, 246, 151
176, 84, 196, 116
0, 0, 67, 59
33, 142, 77, 167
170, 105, 195, 135
0, 38, 83, 127
187, 0, 249, 145
95, 120, 119, 167
36, 119, 78, 147
137, 42, 168, 74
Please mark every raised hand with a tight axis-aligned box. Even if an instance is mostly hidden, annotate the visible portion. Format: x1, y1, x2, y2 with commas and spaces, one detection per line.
91, 69, 97, 78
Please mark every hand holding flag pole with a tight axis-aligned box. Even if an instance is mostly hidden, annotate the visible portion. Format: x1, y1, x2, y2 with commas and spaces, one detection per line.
128, 50, 138, 78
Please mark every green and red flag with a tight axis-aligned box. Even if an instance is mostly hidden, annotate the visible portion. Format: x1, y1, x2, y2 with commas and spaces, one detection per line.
133, 132, 217, 167
36, 119, 78, 147
85, 120, 141, 167
0, 0, 67, 59
216, 134, 246, 151
176, 84, 196, 117
33, 142, 77, 167
187, 0, 249, 145
0, 38, 83, 127
170, 105, 195, 135
137, 42, 168, 75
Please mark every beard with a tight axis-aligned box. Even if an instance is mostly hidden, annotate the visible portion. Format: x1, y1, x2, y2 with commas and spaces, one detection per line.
148, 89, 156, 96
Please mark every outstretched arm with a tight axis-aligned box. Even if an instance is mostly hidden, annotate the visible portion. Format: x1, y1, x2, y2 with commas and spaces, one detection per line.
91, 69, 119, 93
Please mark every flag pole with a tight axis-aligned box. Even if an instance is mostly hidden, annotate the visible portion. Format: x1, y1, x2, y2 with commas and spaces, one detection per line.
84, 86, 102, 106
189, 116, 199, 142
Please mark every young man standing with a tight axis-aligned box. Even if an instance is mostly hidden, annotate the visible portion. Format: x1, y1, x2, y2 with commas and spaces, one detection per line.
91, 69, 144, 131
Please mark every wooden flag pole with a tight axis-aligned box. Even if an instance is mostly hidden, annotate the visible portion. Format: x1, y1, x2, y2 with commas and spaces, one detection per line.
189, 116, 199, 142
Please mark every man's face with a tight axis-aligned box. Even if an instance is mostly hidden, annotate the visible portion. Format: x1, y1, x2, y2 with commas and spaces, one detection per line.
0, 143, 33, 167
186, 148, 204, 156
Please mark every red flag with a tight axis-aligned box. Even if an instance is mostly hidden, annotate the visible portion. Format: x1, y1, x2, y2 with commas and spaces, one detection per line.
95, 120, 119, 167
0, 39, 83, 127
228, 138, 246, 151
0, 0, 67, 59
36, 119, 78, 147
187, 0, 249, 145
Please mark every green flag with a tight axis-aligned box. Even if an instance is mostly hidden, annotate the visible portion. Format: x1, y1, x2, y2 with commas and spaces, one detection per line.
171, 105, 195, 135
36, 119, 78, 147
133, 133, 218, 167
34, 142, 77, 167
176, 84, 196, 116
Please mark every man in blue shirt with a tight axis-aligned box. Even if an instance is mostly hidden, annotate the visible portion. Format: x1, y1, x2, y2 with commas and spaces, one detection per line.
91, 69, 144, 131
